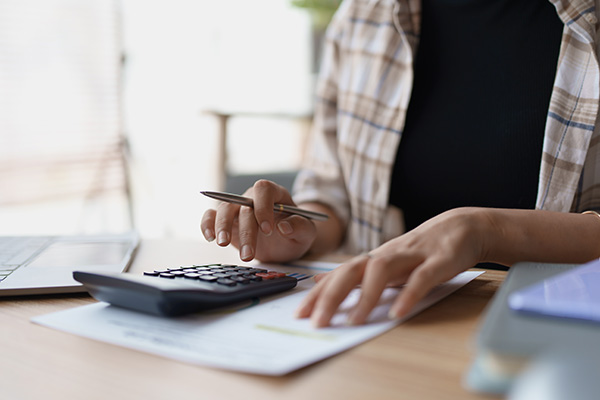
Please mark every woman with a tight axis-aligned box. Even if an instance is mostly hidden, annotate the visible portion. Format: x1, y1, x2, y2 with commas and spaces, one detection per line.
201, 0, 600, 327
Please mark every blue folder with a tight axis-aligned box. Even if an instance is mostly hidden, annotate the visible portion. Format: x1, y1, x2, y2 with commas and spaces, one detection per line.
508, 258, 600, 323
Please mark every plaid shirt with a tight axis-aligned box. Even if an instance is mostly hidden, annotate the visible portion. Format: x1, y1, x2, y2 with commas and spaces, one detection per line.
292, 0, 600, 254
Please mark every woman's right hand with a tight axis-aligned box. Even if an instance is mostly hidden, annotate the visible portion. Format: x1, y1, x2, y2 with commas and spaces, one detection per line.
200, 180, 318, 263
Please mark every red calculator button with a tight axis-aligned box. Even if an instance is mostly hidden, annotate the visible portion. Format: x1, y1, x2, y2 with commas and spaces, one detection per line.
268, 272, 286, 278
255, 272, 275, 280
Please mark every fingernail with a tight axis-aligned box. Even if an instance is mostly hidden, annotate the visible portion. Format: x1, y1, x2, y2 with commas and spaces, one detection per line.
310, 310, 321, 328
260, 221, 272, 236
277, 220, 293, 235
388, 304, 406, 321
217, 231, 229, 246
204, 229, 215, 242
311, 310, 327, 328
346, 310, 362, 326
241, 245, 253, 260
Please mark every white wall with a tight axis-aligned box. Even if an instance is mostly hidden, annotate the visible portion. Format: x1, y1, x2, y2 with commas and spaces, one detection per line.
0, 0, 314, 238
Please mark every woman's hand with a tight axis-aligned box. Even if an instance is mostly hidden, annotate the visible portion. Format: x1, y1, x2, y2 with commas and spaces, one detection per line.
200, 180, 318, 263
295, 207, 492, 327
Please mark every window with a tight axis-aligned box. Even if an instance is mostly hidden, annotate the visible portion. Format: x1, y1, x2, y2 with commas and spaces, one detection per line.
0, 0, 131, 235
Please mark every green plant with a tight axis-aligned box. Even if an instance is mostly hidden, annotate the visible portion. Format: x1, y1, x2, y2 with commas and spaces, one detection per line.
290, 0, 342, 29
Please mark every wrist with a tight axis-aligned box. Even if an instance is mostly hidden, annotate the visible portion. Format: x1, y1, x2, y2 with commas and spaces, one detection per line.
449, 207, 507, 264
475, 207, 536, 266
472, 207, 506, 264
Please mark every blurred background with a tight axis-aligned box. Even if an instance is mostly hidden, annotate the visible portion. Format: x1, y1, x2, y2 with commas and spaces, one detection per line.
0, 0, 340, 239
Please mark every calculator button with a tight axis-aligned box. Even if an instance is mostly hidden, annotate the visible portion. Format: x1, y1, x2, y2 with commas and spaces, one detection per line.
268, 272, 287, 278
182, 269, 198, 273
255, 272, 275, 280
168, 267, 184, 271
212, 273, 228, 278
170, 271, 186, 276
154, 269, 170, 274
198, 271, 214, 275
216, 278, 236, 286
248, 268, 267, 274
159, 273, 175, 279
143, 271, 159, 276
231, 276, 249, 284
184, 273, 200, 279
199, 275, 218, 282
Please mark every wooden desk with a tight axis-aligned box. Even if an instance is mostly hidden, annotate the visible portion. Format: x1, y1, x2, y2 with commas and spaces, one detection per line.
1, 239, 505, 400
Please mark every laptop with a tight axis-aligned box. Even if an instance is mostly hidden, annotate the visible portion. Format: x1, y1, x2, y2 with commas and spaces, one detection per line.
0, 232, 139, 296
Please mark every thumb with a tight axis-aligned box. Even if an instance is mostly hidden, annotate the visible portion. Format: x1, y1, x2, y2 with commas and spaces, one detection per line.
276, 215, 316, 243
313, 272, 330, 283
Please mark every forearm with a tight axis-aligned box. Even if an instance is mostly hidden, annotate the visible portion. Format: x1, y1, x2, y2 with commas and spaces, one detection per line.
481, 208, 600, 266
298, 202, 345, 257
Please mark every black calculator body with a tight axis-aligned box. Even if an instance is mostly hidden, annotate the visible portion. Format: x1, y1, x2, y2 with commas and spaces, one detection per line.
73, 264, 297, 317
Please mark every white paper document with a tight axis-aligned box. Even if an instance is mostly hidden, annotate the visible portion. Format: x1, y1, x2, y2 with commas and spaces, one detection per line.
32, 262, 482, 376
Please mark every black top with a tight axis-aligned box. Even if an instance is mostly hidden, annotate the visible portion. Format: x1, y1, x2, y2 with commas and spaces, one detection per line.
389, 0, 564, 232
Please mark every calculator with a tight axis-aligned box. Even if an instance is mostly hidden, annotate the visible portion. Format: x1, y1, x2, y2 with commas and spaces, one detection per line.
73, 264, 298, 317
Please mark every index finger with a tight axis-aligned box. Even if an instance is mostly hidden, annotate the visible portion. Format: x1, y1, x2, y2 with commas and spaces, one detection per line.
200, 208, 217, 242
309, 257, 368, 327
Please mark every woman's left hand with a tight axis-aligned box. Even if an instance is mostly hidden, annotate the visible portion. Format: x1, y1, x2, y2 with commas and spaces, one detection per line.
295, 207, 494, 327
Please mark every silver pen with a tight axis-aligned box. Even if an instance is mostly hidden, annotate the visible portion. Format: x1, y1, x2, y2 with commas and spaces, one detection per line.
200, 191, 329, 221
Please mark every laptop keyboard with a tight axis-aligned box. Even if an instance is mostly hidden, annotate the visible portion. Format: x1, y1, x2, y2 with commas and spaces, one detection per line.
0, 237, 51, 282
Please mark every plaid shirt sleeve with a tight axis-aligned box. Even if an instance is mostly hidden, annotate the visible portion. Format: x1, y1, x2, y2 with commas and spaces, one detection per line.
543, 0, 600, 214
291, 0, 352, 230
